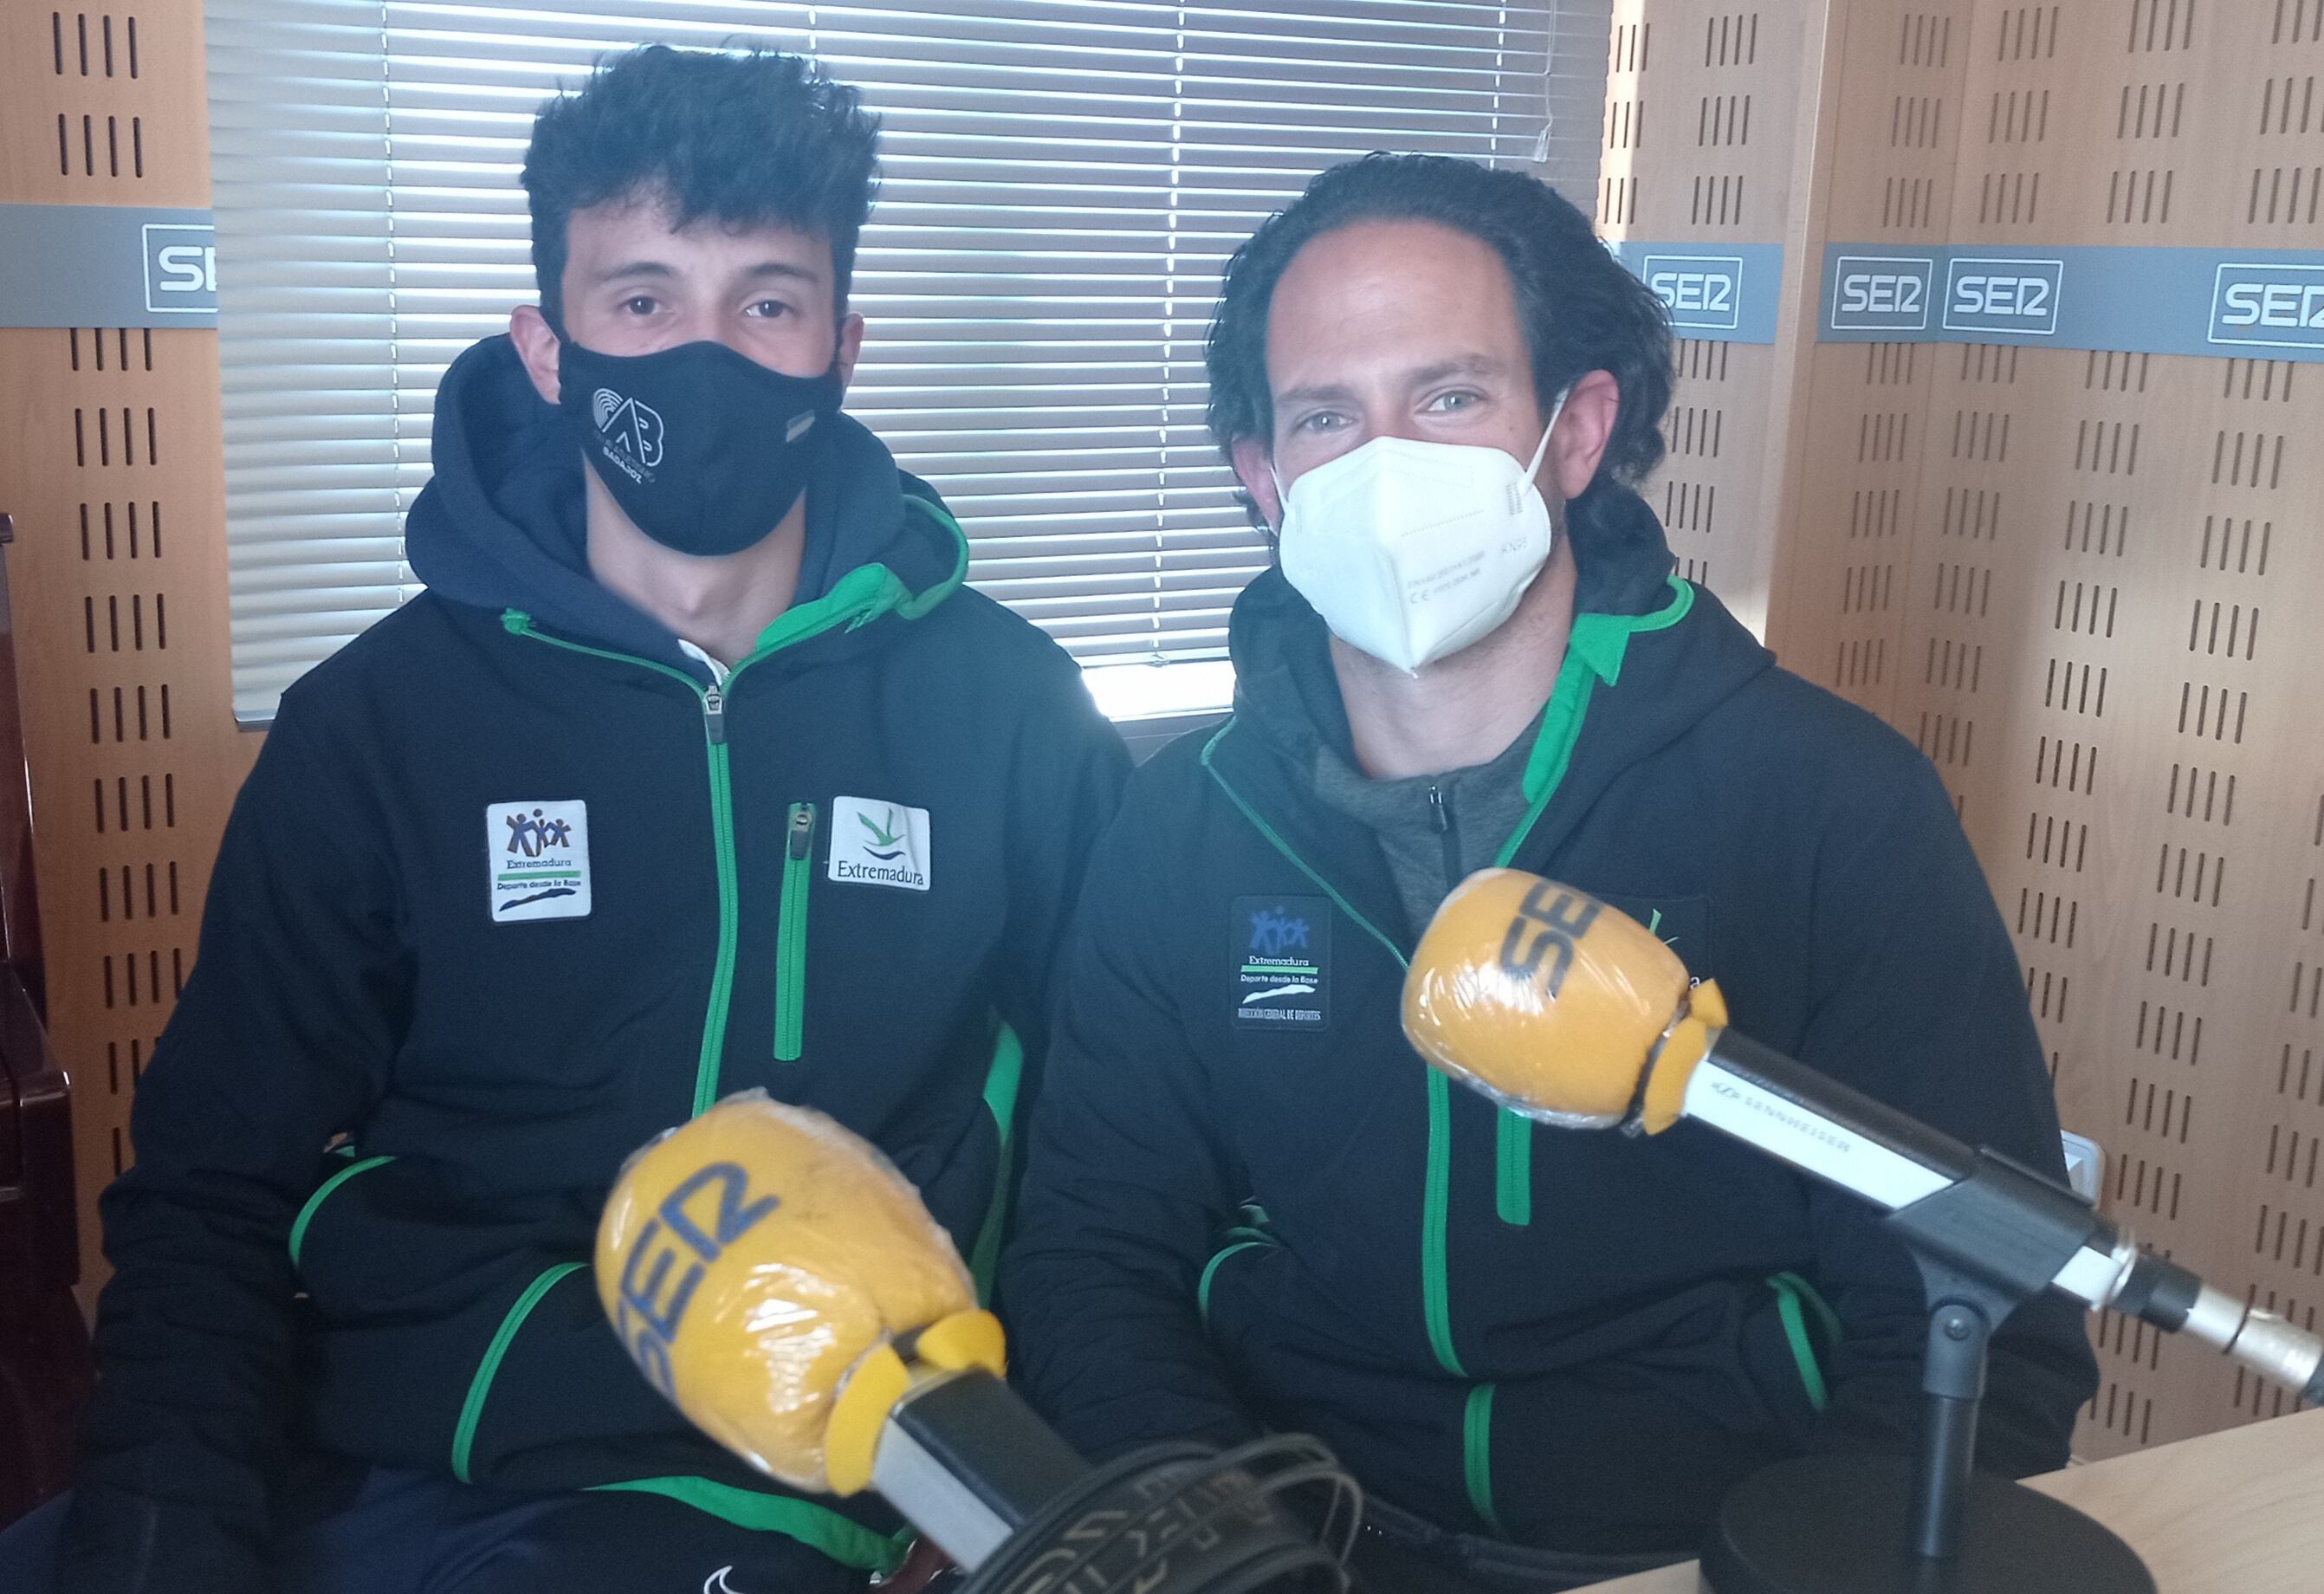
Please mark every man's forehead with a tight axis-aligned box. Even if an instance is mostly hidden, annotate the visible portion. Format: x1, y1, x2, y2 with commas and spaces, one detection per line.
1275, 218, 1512, 301
566, 186, 831, 279
1263, 221, 1521, 377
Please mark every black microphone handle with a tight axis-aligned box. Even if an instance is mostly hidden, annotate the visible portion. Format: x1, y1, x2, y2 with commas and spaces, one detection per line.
877, 1373, 1358, 1594
878, 1370, 1094, 1566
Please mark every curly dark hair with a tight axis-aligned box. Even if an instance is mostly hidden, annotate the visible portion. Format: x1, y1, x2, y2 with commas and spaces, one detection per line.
523, 45, 879, 321
1205, 153, 1673, 492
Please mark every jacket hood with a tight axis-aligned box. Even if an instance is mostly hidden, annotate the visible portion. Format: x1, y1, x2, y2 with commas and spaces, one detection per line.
404, 334, 962, 677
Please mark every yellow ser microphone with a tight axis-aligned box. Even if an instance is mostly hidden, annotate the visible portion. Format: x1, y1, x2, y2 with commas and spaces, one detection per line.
1402, 868, 2324, 1409
595, 1092, 1078, 1565
1402, 867, 1726, 1135
595, 1093, 1363, 1590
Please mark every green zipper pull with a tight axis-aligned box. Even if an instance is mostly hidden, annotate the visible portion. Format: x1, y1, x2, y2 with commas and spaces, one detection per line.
702, 685, 727, 744
787, 804, 815, 859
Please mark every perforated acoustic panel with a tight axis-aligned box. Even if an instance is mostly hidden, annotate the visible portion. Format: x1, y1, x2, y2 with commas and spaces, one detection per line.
1755, 0, 2324, 1459
0, 2, 249, 1293
1602, 1, 1819, 635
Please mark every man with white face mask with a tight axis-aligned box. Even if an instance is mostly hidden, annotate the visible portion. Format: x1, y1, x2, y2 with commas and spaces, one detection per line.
1003, 155, 2094, 1591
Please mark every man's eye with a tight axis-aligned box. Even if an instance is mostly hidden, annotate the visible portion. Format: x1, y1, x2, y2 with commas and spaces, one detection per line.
747, 300, 792, 319
1427, 391, 1479, 411
619, 296, 658, 316
1297, 412, 1346, 433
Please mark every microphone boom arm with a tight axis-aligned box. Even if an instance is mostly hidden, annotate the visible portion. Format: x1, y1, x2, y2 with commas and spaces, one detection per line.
1680, 1027, 2324, 1406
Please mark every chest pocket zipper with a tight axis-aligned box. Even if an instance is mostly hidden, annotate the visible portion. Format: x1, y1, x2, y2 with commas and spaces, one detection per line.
775, 802, 818, 1063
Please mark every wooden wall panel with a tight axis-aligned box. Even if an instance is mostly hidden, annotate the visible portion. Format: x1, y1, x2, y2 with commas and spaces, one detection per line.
1898, 341, 2324, 1455
1764, 0, 1976, 716
0, 6, 210, 202
1747, 0, 2324, 1460
0, 3, 249, 1295
1602, 1, 1822, 634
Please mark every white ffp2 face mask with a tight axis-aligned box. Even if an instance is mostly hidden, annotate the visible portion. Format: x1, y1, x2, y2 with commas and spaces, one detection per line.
1273, 390, 1570, 674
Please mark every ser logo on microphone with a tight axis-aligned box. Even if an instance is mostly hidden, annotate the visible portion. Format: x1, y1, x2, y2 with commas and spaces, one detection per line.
612, 1160, 780, 1398
1498, 881, 1601, 997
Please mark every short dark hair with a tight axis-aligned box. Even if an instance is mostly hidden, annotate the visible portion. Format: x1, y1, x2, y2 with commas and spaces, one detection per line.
522, 45, 879, 321
1205, 153, 1673, 490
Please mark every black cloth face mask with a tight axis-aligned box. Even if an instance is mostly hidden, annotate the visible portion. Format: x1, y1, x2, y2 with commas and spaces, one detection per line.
554, 330, 845, 558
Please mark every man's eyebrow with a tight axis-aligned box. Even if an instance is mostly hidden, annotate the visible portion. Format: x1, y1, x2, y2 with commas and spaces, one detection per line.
1407, 353, 1509, 384
1274, 380, 1359, 409
739, 261, 823, 285
586, 259, 824, 288
1274, 354, 1510, 410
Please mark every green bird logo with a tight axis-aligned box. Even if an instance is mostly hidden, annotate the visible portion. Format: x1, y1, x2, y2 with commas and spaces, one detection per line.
859, 807, 906, 861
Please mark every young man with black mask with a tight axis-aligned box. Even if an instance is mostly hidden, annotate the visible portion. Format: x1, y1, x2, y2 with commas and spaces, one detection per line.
21, 45, 1127, 1594
1002, 155, 2096, 1591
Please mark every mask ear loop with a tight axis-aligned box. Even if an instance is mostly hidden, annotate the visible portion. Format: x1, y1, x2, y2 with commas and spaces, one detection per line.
1525, 385, 1575, 484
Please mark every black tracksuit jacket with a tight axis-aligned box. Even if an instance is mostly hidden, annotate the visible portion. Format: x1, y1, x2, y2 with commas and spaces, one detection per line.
61, 335, 1129, 1591
1002, 482, 2097, 1559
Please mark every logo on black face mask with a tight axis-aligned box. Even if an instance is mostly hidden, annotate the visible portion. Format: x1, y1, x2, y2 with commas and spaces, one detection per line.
591, 387, 664, 483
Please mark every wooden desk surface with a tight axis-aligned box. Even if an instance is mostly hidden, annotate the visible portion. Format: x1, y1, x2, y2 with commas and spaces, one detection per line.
1575, 1407, 2324, 1594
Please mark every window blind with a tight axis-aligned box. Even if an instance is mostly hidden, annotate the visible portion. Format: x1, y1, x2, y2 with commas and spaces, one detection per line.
205, 0, 1592, 722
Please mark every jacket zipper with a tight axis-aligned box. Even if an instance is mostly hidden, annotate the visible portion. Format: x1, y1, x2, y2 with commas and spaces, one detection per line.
966, 1022, 1027, 1306
1211, 726, 1518, 1531
1427, 784, 1462, 888
502, 615, 758, 1119
1430, 783, 1532, 1228
694, 689, 743, 1114
1197, 729, 1470, 1376
775, 803, 817, 1063
495, 515, 974, 1119
288, 1152, 397, 1269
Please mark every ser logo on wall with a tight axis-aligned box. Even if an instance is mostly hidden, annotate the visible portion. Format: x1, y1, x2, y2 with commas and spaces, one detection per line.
141, 223, 217, 315
1643, 255, 1744, 332
2209, 263, 2324, 351
1829, 255, 1936, 332
1943, 257, 2063, 336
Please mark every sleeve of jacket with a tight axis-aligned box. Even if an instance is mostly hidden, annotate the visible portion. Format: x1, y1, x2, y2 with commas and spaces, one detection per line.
991, 654, 1130, 1077
58, 703, 406, 1594
999, 790, 1264, 1461
1790, 747, 2100, 1476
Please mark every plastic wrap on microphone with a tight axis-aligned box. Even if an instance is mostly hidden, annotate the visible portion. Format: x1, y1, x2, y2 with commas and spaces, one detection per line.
1404, 869, 1705, 1131
593, 1091, 977, 1493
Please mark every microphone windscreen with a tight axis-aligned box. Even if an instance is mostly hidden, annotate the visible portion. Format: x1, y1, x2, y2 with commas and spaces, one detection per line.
595, 1092, 976, 1492
1404, 869, 1692, 1127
